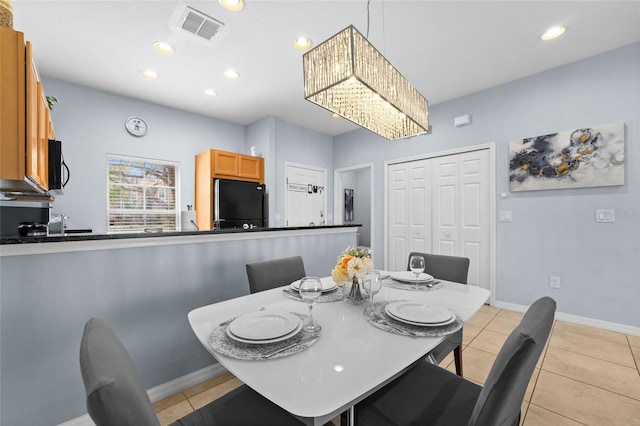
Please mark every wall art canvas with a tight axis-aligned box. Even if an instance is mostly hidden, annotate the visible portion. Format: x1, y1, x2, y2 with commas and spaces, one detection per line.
509, 122, 624, 191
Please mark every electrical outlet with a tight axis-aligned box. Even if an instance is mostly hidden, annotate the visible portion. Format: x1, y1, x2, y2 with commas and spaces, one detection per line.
549, 276, 560, 289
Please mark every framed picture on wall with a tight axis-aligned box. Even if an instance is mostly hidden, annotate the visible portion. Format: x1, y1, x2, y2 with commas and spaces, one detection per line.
508, 122, 624, 191
344, 189, 354, 221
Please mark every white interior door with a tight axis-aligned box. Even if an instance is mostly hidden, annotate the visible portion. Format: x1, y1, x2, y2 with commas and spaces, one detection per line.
432, 156, 460, 255
285, 163, 326, 227
459, 150, 490, 289
387, 160, 431, 271
387, 149, 491, 291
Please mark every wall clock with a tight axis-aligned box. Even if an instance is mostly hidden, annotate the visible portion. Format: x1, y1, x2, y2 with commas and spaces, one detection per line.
125, 116, 148, 137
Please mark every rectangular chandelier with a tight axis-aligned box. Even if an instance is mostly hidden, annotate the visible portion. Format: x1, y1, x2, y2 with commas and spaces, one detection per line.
303, 25, 429, 141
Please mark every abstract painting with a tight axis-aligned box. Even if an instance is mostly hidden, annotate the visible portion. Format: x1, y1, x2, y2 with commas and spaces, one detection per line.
509, 122, 624, 191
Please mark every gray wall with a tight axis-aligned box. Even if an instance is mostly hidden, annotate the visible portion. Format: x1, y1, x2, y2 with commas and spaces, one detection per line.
333, 42, 640, 327
274, 119, 335, 225
43, 77, 246, 234
0, 231, 356, 426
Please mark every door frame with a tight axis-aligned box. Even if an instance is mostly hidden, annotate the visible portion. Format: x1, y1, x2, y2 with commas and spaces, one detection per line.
384, 143, 497, 305
334, 163, 374, 252
283, 162, 328, 227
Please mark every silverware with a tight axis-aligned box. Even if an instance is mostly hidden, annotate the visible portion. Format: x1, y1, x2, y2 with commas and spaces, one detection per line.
262, 337, 317, 359
219, 307, 266, 327
218, 318, 235, 327
376, 318, 419, 337
426, 280, 440, 288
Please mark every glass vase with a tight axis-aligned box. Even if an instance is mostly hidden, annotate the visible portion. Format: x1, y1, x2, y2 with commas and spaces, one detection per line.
344, 277, 366, 305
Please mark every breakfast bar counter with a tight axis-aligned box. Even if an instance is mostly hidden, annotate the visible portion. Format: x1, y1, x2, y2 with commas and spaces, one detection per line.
0, 224, 359, 255
0, 225, 360, 425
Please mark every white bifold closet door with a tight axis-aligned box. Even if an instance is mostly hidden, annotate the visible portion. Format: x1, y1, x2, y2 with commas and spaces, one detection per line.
388, 149, 490, 290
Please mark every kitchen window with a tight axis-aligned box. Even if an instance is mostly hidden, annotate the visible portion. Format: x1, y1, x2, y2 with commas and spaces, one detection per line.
107, 154, 180, 233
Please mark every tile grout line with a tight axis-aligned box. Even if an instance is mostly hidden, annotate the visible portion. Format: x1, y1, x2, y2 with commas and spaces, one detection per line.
626, 335, 640, 376
538, 368, 640, 403
549, 328, 636, 369
525, 402, 590, 426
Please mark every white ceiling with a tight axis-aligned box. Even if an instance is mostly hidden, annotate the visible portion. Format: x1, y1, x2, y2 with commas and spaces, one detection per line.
12, 1, 640, 137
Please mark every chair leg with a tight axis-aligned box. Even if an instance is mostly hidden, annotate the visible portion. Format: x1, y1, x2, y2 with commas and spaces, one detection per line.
454, 345, 463, 377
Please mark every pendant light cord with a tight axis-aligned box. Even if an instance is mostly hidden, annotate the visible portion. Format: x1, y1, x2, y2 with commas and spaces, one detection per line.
366, 0, 371, 39
365, 0, 386, 53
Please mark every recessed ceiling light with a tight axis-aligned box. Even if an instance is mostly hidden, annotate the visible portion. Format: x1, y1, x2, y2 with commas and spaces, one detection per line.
152, 41, 174, 55
540, 26, 567, 41
141, 69, 159, 79
204, 89, 219, 97
293, 36, 312, 50
331, 113, 341, 119
219, 0, 244, 12
224, 69, 239, 79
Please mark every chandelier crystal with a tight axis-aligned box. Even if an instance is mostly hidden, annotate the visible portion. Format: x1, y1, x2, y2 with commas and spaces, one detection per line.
303, 25, 429, 141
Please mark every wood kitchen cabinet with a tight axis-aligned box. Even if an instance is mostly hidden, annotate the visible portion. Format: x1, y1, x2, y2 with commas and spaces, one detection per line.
213, 149, 262, 180
195, 149, 264, 230
0, 27, 53, 193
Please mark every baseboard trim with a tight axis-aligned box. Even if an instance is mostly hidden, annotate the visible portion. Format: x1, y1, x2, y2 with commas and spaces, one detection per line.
493, 300, 640, 336
58, 363, 228, 426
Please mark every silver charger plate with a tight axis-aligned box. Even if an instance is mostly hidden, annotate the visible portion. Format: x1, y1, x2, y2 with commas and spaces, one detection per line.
364, 301, 463, 337
282, 287, 344, 303
209, 312, 321, 360
383, 278, 442, 292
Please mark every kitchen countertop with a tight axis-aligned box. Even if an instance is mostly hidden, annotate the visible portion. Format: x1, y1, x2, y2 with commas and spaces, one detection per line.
0, 224, 361, 245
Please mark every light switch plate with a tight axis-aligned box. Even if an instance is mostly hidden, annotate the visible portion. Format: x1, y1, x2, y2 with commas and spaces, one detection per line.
499, 211, 512, 222
595, 209, 615, 223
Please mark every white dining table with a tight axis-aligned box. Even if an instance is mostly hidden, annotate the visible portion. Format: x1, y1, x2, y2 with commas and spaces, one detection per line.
188, 277, 490, 426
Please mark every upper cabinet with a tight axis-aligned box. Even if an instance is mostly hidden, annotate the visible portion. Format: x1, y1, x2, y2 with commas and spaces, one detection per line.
1, 28, 53, 193
195, 149, 265, 230
213, 149, 262, 180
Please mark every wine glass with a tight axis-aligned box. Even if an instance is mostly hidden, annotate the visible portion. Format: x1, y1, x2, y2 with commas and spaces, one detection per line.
299, 276, 322, 332
409, 255, 426, 287
364, 271, 383, 303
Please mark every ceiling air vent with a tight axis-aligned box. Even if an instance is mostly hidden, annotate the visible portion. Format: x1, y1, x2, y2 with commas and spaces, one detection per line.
178, 6, 224, 41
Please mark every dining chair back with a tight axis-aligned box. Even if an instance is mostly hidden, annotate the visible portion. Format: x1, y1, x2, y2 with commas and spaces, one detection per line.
354, 297, 556, 426
406, 251, 470, 376
469, 296, 555, 425
246, 256, 306, 293
406, 251, 470, 284
79, 318, 304, 426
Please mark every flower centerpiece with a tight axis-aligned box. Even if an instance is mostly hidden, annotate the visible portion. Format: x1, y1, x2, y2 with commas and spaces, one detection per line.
331, 246, 373, 304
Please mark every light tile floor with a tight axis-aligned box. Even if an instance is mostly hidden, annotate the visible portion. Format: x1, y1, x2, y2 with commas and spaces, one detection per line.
154, 305, 640, 425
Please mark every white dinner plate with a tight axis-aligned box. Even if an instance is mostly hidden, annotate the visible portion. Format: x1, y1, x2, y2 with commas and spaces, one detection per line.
228, 310, 301, 340
227, 321, 302, 344
385, 301, 453, 324
390, 271, 434, 283
386, 311, 457, 327
290, 277, 338, 293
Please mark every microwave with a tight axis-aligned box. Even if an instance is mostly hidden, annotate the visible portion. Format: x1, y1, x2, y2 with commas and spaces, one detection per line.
48, 139, 69, 195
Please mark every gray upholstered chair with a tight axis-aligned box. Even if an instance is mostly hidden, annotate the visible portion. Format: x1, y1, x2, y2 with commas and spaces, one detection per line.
79, 318, 304, 426
354, 297, 556, 426
407, 251, 470, 376
246, 255, 306, 293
